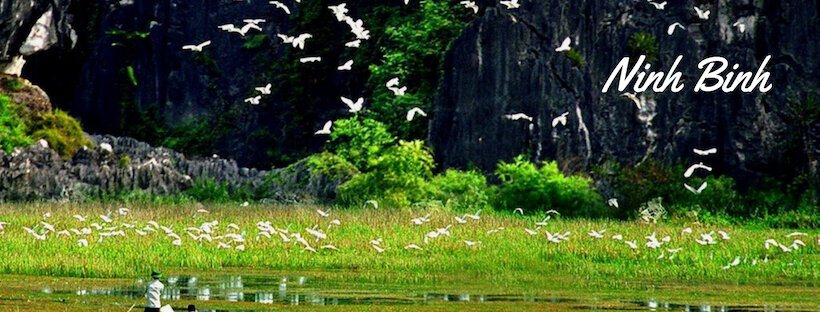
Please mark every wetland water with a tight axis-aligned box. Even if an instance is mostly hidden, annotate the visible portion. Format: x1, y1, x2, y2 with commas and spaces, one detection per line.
1, 272, 818, 311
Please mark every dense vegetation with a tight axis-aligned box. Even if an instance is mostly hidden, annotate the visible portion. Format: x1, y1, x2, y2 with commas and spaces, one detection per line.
0, 93, 92, 157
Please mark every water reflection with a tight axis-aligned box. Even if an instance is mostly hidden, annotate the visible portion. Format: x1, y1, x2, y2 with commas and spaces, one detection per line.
53, 275, 817, 312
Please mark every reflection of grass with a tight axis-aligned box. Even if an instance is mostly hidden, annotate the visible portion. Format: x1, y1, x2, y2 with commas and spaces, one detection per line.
2, 272, 819, 312
0, 203, 816, 286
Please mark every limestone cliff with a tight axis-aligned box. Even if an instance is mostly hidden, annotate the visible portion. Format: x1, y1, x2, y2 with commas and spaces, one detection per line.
430, 0, 818, 188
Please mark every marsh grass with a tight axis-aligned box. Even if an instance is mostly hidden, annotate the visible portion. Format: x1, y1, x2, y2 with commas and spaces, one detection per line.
0, 203, 816, 286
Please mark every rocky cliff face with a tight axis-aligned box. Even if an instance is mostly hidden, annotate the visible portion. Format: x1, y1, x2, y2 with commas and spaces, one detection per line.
431, 0, 818, 187
0, 135, 268, 201
0, 0, 74, 75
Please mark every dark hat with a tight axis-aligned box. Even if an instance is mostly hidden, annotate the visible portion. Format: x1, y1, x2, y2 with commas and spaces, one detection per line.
187, 304, 197, 311
151, 271, 162, 279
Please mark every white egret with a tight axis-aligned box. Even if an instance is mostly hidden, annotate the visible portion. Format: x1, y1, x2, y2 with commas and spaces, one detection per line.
269, 1, 291, 14
717, 231, 730, 240
371, 244, 386, 253
693, 148, 717, 156
786, 232, 807, 237
505, 113, 533, 122
406, 107, 427, 121
337, 60, 353, 71
345, 40, 361, 48
328, 3, 348, 22
681, 227, 692, 235
291, 33, 312, 50
77, 239, 89, 247
499, 0, 519, 10
545, 210, 560, 216
118, 208, 129, 215
684, 162, 713, 178
684, 181, 708, 194
555, 37, 571, 52
321, 244, 339, 251
693, 6, 710, 20
255, 83, 272, 95
315, 121, 332, 135
460, 1, 479, 13
385, 77, 400, 88
607, 198, 619, 208
625, 240, 638, 249
612, 234, 623, 240
316, 209, 331, 218
732, 20, 746, 33
588, 229, 606, 239
182, 40, 211, 52
513, 208, 524, 215
551, 112, 569, 127
299, 57, 322, 63
648, 1, 666, 10
463, 240, 481, 246
341, 96, 364, 113
245, 96, 261, 105
404, 244, 422, 250
389, 86, 407, 96
667, 22, 685, 35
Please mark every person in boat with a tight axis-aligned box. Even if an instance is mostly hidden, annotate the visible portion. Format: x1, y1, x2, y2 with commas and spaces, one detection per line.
144, 271, 164, 312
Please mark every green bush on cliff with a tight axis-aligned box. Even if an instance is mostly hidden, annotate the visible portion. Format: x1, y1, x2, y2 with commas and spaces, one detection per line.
628, 32, 659, 63
0, 94, 32, 152
28, 110, 93, 159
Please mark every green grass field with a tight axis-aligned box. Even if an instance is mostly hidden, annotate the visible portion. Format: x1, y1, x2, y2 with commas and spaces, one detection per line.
0, 203, 817, 287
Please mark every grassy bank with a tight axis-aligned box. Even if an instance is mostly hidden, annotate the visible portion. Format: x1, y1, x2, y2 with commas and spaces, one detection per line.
0, 203, 816, 285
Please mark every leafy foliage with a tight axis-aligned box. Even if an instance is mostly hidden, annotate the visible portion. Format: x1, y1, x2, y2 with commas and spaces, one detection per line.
28, 110, 94, 159
0, 94, 32, 153
628, 32, 659, 63
328, 116, 396, 171
565, 50, 585, 68
337, 140, 434, 208
366, 0, 473, 140
493, 156, 609, 217
428, 169, 490, 211
243, 34, 268, 50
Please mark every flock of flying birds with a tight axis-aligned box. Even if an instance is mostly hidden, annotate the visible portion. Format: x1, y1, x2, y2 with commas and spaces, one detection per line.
17, 0, 797, 268
0, 207, 815, 272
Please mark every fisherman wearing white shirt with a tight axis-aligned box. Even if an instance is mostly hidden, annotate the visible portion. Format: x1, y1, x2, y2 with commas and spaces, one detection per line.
144, 271, 164, 312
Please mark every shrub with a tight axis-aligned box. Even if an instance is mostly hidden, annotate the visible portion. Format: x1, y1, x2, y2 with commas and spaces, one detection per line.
118, 155, 131, 168
493, 156, 609, 217
28, 110, 93, 159
0, 94, 33, 152
243, 34, 267, 50
2, 77, 24, 91
329, 116, 396, 171
428, 169, 490, 211
565, 49, 585, 68
628, 32, 659, 63
337, 140, 434, 208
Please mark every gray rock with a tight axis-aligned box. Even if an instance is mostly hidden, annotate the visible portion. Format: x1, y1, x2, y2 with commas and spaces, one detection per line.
0, 135, 268, 201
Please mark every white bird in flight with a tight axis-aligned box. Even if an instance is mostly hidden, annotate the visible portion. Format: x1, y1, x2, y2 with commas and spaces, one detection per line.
255, 83, 272, 95
337, 60, 353, 71
505, 113, 533, 122
693, 6, 710, 20
693, 148, 717, 156
291, 33, 313, 50
667, 22, 685, 35
345, 40, 361, 48
460, 1, 479, 13
389, 86, 407, 96
513, 208, 524, 215
385, 77, 400, 89
499, 0, 520, 10
341, 96, 364, 113
683, 162, 713, 178
182, 40, 211, 52
551, 112, 569, 127
607, 198, 619, 208
684, 181, 708, 194
406, 107, 427, 121
245, 95, 261, 105
328, 3, 348, 22
555, 37, 571, 52
648, 1, 666, 10
270, 1, 291, 14
299, 57, 322, 63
